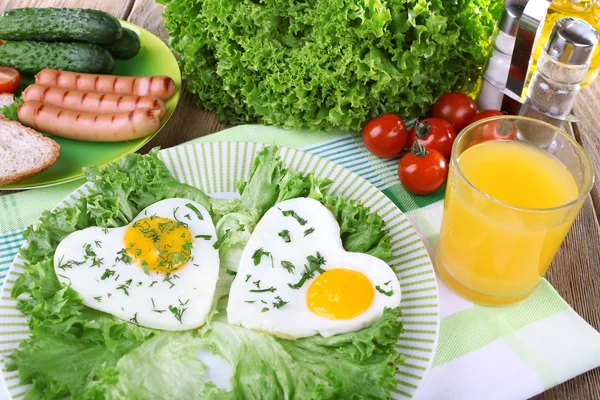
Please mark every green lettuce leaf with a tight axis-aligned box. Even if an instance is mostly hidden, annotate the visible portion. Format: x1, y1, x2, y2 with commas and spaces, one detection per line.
84, 148, 239, 226
110, 308, 404, 399
323, 195, 393, 261
237, 145, 286, 219
0, 94, 22, 121
276, 170, 332, 204
7, 316, 153, 400
110, 331, 228, 400
159, 0, 501, 131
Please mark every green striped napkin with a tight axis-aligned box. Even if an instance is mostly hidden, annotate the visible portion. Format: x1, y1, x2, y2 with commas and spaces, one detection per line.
1, 124, 600, 399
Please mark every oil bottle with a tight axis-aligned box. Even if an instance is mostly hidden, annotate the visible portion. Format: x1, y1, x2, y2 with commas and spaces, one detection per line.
532, 0, 600, 86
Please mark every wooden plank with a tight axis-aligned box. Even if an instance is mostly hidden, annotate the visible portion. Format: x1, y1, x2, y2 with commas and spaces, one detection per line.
532, 92, 600, 399
573, 82, 600, 224
126, 0, 227, 154
0, 0, 134, 17
533, 195, 600, 399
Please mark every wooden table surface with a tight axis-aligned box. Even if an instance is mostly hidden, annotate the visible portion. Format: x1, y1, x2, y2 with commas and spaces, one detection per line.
1, 0, 599, 398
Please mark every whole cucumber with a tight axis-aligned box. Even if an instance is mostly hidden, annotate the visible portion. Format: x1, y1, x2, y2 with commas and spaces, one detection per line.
104, 27, 141, 60
0, 8, 122, 44
0, 41, 115, 75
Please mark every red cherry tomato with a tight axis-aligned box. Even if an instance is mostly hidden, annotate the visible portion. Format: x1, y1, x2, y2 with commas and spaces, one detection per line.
0, 67, 20, 93
431, 93, 477, 133
362, 113, 408, 158
468, 109, 504, 125
407, 118, 456, 159
471, 118, 518, 146
398, 142, 448, 195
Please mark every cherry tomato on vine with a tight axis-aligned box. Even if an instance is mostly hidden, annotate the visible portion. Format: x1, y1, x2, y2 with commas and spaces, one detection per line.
0, 67, 20, 94
470, 119, 518, 146
468, 109, 504, 125
407, 118, 456, 159
362, 113, 408, 158
398, 142, 448, 195
432, 93, 477, 132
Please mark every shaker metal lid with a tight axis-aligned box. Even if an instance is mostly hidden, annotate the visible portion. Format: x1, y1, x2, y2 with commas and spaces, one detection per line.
546, 17, 599, 65
499, 0, 527, 36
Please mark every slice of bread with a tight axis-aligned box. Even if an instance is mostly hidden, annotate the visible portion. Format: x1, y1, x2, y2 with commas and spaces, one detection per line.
0, 115, 60, 185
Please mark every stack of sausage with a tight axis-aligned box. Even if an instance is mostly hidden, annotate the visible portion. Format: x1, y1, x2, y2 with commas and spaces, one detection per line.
18, 69, 176, 142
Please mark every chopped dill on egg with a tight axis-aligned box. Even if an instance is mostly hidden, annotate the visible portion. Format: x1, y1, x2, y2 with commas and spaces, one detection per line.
129, 312, 139, 324
281, 261, 295, 274
116, 280, 132, 296
261, 307, 270, 313
168, 299, 189, 323
245, 274, 251, 282
163, 273, 176, 288
375, 285, 394, 297
93, 296, 102, 303
288, 252, 326, 289
280, 209, 307, 225
251, 248, 272, 266
195, 234, 211, 240
101, 269, 115, 280
253, 280, 261, 288
273, 296, 288, 309
278, 230, 291, 243
303, 227, 315, 237
245, 300, 256, 304
94, 240, 102, 248
56, 255, 84, 271
250, 286, 276, 293
151, 298, 166, 313
90, 257, 104, 268
116, 248, 132, 265
185, 203, 204, 220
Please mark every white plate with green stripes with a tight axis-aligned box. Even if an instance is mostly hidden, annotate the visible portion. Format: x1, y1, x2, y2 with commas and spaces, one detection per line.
0, 142, 439, 399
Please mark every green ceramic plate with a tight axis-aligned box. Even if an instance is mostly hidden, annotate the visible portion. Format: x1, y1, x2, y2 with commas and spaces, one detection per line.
1, 21, 182, 190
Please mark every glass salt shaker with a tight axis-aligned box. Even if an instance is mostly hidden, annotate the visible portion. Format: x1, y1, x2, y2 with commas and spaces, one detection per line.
519, 17, 598, 130
476, 0, 526, 111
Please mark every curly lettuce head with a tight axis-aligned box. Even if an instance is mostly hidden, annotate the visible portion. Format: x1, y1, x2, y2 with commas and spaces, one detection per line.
159, 0, 501, 131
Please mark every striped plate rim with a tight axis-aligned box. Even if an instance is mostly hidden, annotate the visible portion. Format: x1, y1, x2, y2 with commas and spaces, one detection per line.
0, 142, 439, 399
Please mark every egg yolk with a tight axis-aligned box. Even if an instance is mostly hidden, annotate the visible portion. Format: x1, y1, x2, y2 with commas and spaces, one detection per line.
306, 268, 374, 320
123, 216, 193, 274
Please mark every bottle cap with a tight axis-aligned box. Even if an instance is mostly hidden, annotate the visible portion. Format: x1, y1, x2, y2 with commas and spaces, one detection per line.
546, 17, 599, 65
499, 0, 526, 36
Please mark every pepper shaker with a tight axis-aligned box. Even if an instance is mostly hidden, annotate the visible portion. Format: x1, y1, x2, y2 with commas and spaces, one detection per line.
519, 17, 598, 130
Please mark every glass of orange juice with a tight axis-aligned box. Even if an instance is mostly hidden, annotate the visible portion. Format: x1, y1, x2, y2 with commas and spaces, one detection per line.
435, 116, 593, 306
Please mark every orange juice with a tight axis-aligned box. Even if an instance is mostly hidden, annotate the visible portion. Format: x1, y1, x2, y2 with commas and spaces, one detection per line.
436, 140, 580, 305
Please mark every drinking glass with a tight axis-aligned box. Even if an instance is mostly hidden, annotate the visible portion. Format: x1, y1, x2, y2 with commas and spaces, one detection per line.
435, 116, 593, 305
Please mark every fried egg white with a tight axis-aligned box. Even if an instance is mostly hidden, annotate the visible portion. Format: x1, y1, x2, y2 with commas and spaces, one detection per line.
53, 198, 219, 331
227, 197, 401, 338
